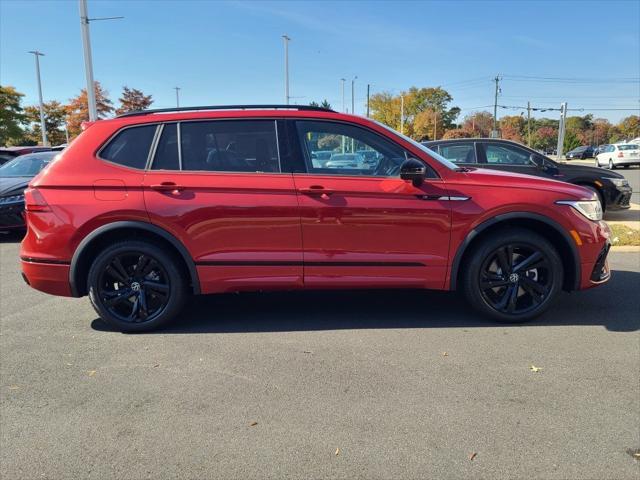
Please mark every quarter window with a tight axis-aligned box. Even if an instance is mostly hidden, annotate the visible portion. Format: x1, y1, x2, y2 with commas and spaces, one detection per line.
295, 121, 410, 177
100, 125, 156, 169
438, 143, 477, 163
180, 120, 280, 173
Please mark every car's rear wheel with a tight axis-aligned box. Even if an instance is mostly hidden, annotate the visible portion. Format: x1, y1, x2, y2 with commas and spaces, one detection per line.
462, 228, 563, 322
608, 159, 615, 169
88, 241, 187, 332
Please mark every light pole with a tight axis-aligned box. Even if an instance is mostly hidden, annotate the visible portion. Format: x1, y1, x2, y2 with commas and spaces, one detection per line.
174, 87, 181, 108
78, 0, 123, 121
340, 78, 346, 112
282, 35, 290, 104
351, 76, 357, 115
28, 50, 47, 146
400, 95, 404, 134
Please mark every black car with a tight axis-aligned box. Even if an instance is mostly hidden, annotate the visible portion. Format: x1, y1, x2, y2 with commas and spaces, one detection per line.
565, 145, 595, 160
0, 151, 57, 230
423, 138, 632, 211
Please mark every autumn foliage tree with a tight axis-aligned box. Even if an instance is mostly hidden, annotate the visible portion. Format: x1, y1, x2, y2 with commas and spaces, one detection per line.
65, 81, 113, 137
462, 111, 493, 137
116, 86, 153, 115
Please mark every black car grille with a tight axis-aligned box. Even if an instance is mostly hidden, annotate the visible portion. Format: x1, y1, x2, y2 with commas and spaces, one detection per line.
0, 212, 24, 227
590, 244, 611, 282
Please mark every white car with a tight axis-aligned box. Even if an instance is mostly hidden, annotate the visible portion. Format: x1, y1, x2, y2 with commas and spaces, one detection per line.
595, 144, 640, 169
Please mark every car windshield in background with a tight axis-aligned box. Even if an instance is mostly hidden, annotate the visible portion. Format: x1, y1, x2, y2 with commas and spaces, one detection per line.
618, 145, 638, 150
371, 120, 458, 170
0, 152, 56, 177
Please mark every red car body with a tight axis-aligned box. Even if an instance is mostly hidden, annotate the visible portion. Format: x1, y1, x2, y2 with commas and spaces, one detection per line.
20, 107, 611, 330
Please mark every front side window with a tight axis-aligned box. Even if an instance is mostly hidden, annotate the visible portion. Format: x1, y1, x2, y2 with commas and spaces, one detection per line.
100, 125, 156, 169
296, 121, 409, 176
484, 143, 532, 165
438, 143, 477, 163
180, 120, 280, 173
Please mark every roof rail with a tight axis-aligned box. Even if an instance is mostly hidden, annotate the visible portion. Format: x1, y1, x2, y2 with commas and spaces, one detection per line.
116, 104, 335, 118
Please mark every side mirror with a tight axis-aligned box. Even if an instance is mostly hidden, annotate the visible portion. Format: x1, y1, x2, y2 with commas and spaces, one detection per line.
400, 158, 426, 186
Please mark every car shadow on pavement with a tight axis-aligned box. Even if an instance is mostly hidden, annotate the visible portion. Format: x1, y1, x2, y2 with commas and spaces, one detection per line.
91, 270, 640, 334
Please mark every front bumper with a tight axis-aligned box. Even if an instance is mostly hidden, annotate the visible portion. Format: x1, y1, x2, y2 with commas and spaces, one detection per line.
0, 201, 26, 229
577, 220, 612, 290
606, 185, 633, 210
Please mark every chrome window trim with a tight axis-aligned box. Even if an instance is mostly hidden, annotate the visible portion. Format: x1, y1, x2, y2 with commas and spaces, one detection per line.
145, 124, 164, 170
177, 122, 183, 170
273, 119, 282, 173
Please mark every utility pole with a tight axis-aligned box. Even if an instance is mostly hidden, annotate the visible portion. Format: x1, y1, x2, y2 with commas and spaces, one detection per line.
28, 50, 47, 146
282, 35, 290, 105
351, 76, 357, 115
433, 111, 437, 141
527, 101, 532, 147
492, 75, 500, 138
556, 102, 567, 160
340, 78, 346, 113
174, 87, 181, 108
400, 95, 404, 135
366, 84, 370, 118
78, 0, 123, 122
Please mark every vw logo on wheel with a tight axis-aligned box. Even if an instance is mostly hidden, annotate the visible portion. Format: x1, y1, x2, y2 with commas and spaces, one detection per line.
130, 281, 141, 292
509, 273, 519, 283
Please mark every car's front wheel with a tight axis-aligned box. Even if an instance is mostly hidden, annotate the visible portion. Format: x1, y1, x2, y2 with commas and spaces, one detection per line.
88, 241, 187, 332
462, 228, 563, 322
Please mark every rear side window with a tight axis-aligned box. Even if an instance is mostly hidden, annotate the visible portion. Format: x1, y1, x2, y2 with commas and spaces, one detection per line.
100, 125, 156, 169
152, 123, 180, 170
438, 143, 476, 163
180, 120, 280, 173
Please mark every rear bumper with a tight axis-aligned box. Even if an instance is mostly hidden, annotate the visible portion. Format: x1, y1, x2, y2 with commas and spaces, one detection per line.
20, 258, 73, 297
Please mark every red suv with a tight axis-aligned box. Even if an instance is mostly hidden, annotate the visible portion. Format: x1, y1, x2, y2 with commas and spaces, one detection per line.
20, 105, 611, 332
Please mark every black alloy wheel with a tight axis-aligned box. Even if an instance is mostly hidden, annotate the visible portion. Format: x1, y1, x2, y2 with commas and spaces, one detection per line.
462, 228, 563, 322
88, 241, 187, 332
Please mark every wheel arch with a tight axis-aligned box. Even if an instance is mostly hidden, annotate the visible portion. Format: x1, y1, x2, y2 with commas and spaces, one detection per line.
69, 221, 200, 297
450, 212, 580, 292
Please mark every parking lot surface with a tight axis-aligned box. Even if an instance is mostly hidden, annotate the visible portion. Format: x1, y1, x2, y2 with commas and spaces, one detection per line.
1, 237, 639, 479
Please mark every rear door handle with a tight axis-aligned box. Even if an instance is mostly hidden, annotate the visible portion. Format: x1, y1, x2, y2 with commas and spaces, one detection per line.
298, 185, 334, 199
150, 182, 184, 193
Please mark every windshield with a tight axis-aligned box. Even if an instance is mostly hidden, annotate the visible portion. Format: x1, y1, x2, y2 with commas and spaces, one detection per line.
618, 144, 638, 151
372, 120, 458, 170
0, 152, 56, 177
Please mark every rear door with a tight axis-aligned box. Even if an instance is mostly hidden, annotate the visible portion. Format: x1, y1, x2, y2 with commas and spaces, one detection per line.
143, 119, 303, 293
290, 120, 452, 290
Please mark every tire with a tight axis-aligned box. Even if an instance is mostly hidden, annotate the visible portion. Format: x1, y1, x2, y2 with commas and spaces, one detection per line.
582, 184, 605, 212
608, 159, 615, 169
88, 240, 187, 332
461, 228, 563, 323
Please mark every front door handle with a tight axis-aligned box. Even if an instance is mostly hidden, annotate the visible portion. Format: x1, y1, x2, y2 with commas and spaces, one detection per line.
150, 182, 184, 193
298, 185, 334, 198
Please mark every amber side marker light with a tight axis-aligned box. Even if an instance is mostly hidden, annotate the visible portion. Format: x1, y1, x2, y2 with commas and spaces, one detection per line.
570, 230, 583, 246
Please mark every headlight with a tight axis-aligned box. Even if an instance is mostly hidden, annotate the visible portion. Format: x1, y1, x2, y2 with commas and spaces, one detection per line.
610, 178, 630, 188
556, 200, 602, 221
0, 194, 25, 204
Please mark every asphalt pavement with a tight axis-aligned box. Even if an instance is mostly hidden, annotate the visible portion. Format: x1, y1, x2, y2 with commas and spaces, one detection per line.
1, 237, 639, 479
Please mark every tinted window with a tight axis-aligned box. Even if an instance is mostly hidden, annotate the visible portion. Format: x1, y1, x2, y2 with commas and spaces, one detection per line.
100, 125, 156, 169
296, 121, 409, 176
180, 120, 280, 173
438, 143, 476, 163
484, 143, 532, 165
152, 123, 179, 170
618, 145, 638, 151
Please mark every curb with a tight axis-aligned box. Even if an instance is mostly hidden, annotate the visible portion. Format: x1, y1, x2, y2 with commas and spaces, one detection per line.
610, 246, 640, 252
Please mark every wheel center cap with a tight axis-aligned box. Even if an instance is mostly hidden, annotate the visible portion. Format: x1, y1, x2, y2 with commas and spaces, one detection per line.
509, 273, 519, 283
130, 281, 141, 292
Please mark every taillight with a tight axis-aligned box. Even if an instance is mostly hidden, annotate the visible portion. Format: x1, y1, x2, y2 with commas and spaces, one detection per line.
24, 187, 51, 212
618, 151, 624, 158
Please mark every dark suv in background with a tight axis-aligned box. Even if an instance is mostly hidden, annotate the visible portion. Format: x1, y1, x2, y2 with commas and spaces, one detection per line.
423, 138, 632, 211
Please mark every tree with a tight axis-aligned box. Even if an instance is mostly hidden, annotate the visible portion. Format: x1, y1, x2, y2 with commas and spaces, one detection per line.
591, 118, 612, 146
0, 85, 27, 146
66, 81, 114, 137
309, 99, 332, 110
442, 128, 473, 139
24, 101, 68, 146
617, 115, 640, 140
565, 115, 593, 144
462, 111, 493, 137
564, 131, 581, 152
499, 115, 525, 143
531, 126, 557, 151
115, 86, 153, 115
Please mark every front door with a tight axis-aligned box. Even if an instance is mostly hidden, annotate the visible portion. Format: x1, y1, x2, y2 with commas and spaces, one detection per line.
143, 119, 303, 293
290, 120, 452, 290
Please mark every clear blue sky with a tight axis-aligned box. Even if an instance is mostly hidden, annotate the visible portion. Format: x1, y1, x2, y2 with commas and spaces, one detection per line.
1, 0, 639, 122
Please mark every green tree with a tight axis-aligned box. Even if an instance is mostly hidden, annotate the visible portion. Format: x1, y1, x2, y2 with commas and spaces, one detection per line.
564, 131, 581, 152
115, 86, 153, 115
24, 101, 68, 146
0, 85, 27, 146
